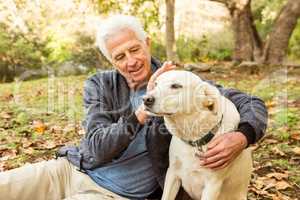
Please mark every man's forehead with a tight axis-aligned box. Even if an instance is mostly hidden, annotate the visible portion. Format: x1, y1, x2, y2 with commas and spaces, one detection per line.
106, 29, 142, 55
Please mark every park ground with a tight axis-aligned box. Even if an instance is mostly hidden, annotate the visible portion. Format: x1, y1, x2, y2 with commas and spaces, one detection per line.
0, 63, 299, 200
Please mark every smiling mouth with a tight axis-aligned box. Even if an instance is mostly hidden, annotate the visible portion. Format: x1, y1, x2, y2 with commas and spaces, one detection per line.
129, 65, 143, 74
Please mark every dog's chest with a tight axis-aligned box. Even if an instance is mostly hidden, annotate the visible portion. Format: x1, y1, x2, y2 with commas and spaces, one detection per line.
169, 137, 216, 199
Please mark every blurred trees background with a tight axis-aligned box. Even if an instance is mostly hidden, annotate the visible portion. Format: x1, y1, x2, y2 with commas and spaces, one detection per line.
209, 0, 300, 64
0, 0, 299, 82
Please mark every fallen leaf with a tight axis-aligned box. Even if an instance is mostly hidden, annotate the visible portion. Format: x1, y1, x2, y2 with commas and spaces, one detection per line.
23, 147, 34, 155
253, 177, 268, 189
2, 93, 14, 101
266, 100, 277, 108
0, 145, 8, 152
22, 138, 33, 148
274, 191, 291, 200
0, 112, 12, 119
272, 146, 285, 156
266, 172, 288, 180
63, 124, 75, 133
0, 149, 17, 161
265, 139, 278, 144
0, 162, 8, 172
263, 178, 277, 190
275, 180, 291, 190
49, 125, 63, 134
291, 132, 300, 141
32, 120, 47, 134
78, 128, 85, 135
42, 140, 57, 149
292, 147, 300, 155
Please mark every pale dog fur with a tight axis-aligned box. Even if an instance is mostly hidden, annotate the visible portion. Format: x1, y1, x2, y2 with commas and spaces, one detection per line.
144, 70, 252, 200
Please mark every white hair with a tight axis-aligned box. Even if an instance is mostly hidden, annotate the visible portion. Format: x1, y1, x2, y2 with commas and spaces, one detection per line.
96, 15, 148, 62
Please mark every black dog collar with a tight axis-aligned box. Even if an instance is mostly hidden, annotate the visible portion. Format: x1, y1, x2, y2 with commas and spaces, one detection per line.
182, 115, 223, 149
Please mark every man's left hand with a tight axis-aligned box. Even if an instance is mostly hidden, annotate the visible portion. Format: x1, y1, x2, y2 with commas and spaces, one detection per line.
198, 132, 248, 170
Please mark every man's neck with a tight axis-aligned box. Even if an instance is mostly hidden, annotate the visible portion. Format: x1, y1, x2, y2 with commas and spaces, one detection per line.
129, 72, 152, 91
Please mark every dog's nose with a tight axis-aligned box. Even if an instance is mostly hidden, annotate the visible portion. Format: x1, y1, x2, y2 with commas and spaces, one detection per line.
143, 95, 155, 107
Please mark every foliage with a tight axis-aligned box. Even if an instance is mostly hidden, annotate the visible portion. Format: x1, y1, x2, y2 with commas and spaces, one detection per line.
0, 0, 102, 82
252, 0, 287, 39
288, 19, 300, 61
98, 0, 161, 33
251, 0, 300, 61
0, 22, 50, 82
151, 36, 167, 61
175, 29, 234, 62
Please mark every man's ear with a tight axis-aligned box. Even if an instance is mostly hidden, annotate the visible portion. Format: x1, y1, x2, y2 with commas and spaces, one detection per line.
146, 37, 151, 48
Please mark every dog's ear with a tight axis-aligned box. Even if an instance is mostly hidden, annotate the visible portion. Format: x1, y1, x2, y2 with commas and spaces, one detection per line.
201, 83, 219, 115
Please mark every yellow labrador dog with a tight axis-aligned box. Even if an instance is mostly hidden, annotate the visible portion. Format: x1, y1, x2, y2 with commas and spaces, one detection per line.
143, 70, 252, 200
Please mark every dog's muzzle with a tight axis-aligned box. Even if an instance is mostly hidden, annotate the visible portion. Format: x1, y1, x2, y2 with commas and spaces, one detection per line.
143, 95, 155, 108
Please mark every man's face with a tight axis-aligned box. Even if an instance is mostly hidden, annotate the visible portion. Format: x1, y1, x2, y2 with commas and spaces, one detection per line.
106, 28, 152, 89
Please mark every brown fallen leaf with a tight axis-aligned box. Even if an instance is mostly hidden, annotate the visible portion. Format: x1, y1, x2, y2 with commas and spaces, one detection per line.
0, 149, 17, 161
32, 120, 47, 134
265, 139, 278, 144
63, 124, 76, 133
23, 147, 35, 155
275, 180, 291, 190
275, 191, 291, 200
42, 140, 57, 149
0, 162, 9, 172
291, 132, 300, 141
266, 100, 277, 108
266, 172, 288, 180
0, 145, 8, 152
49, 125, 63, 134
78, 128, 85, 135
272, 146, 285, 156
292, 147, 300, 155
22, 138, 34, 148
2, 93, 14, 101
0, 112, 12, 119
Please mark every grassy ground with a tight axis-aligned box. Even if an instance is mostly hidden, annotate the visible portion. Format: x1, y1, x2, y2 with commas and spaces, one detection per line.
0, 64, 299, 199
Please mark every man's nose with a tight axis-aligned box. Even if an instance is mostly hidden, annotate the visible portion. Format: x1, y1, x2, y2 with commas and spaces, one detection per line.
143, 95, 155, 108
127, 55, 137, 67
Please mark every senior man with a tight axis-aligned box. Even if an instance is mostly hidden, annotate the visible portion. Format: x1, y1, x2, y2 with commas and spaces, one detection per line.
0, 15, 268, 200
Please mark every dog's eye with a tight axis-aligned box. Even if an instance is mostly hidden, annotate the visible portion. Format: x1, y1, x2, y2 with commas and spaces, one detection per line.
170, 83, 183, 89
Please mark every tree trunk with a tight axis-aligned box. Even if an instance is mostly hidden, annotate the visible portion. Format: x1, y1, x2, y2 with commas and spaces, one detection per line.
230, 0, 263, 62
165, 0, 178, 61
263, 0, 300, 64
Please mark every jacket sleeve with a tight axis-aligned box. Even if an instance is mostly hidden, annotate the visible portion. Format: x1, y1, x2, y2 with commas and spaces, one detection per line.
81, 77, 142, 165
205, 80, 268, 145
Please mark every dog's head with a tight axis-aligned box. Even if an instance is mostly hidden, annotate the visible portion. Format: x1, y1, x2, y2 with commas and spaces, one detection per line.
143, 70, 221, 119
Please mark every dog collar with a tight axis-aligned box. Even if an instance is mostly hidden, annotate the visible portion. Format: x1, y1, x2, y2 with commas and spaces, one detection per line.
182, 115, 223, 148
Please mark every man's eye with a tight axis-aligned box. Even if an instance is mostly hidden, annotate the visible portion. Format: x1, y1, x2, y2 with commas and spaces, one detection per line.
130, 47, 140, 52
170, 83, 183, 89
115, 55, 125, 61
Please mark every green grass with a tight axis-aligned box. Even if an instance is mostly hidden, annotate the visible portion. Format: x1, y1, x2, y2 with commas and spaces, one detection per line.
0, 75, 87, 168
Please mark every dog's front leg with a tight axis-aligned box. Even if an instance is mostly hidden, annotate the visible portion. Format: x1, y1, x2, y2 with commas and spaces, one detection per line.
201, 179, 223, 200
161, 168, 181, 200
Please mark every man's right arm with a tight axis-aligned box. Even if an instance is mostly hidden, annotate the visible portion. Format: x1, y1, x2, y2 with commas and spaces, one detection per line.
82, 77, 142, 165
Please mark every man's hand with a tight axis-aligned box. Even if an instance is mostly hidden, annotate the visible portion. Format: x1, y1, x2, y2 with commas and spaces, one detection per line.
198, 132, 248, 170
147, 61, 177, 91
135, 104, 148, 125
135, 61, 177, 124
